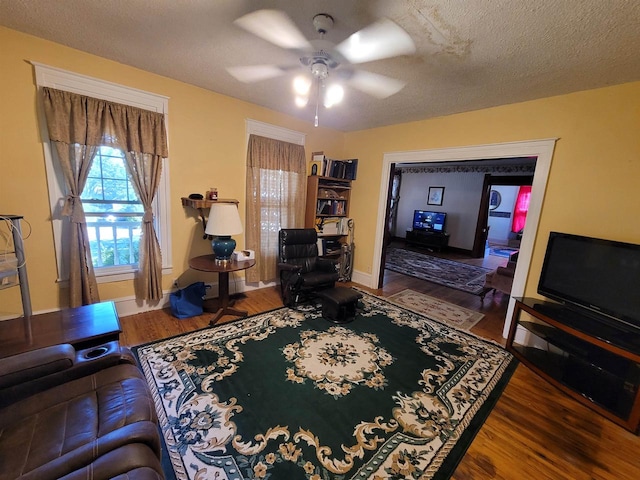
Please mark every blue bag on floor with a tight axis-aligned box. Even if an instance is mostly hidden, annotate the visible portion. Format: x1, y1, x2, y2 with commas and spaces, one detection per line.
170, 282, 207, 319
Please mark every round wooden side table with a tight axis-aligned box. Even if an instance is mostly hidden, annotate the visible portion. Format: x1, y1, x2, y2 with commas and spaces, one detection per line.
188, 255, 256, 325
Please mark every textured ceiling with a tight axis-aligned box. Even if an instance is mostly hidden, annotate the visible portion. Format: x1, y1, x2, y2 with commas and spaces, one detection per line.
2, 0, 639, 132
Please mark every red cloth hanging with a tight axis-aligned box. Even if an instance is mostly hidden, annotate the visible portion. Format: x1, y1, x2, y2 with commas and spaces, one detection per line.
512, 186, 532, 233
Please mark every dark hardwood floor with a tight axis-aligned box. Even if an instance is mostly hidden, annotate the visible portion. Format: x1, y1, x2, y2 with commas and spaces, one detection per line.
119, 246, 640, 480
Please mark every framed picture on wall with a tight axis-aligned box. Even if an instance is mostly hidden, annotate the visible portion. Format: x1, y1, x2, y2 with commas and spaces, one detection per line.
489, 189, 502, 210
427, 186, 445, 206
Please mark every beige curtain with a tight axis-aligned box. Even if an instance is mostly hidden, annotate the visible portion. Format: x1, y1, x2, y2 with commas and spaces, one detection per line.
125, 151, 164, 300
246, 134, 306, 283
53, 142, 100, 306
42, 87, 168, 305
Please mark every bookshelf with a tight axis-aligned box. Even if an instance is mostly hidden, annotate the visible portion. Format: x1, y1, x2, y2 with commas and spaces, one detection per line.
305, 175, 351, 256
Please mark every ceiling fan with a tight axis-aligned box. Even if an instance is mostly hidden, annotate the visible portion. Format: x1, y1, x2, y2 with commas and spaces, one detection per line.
226, 9, 416, 126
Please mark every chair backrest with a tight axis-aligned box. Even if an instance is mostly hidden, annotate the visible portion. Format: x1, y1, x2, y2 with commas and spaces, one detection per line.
279, 229, 319, 274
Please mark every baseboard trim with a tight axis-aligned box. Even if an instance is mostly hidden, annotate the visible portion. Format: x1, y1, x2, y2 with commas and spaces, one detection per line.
107, 279, 277, 318
350, 269, 373, 288
4, 274, 371, 321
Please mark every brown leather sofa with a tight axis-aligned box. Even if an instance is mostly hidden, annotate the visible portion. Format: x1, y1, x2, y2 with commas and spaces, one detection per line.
0, 342, 164, 480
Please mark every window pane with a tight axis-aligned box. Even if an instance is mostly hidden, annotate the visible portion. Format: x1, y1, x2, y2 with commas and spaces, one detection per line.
102, 178, 129, 200
102, 156, 128, 180
81, 146, 143, 269
83, 177, 104, 200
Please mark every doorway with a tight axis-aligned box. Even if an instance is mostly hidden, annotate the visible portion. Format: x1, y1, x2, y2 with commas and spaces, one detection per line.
473, 174, 534, 258
372, 139, 556, 338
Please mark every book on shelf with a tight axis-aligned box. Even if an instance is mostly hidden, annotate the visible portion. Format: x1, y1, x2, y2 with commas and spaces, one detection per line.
315, 155, 358, 180
316, 200, 346, 216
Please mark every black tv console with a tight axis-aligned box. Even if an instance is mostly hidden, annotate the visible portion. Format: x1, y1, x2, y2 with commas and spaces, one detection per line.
405, 229, 449, 251
507, 297, 640, 433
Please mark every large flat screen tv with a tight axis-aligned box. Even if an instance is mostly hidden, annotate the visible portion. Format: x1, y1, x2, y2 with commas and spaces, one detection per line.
537, 232, 640, 334
413, 210, 446, 232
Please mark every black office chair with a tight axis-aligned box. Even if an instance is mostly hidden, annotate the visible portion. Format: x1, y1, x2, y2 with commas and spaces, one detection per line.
278, 228, 339, 307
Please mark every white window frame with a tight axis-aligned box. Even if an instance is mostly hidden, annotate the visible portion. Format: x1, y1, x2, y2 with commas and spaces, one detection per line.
245, 119, 306, 146
33, 63, 172, 283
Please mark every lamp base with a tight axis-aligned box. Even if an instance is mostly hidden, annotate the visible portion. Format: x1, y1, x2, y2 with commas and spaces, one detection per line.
212, 236, 236, 263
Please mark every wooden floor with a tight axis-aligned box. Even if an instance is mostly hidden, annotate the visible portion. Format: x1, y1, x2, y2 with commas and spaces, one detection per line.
120, 247, 640, 480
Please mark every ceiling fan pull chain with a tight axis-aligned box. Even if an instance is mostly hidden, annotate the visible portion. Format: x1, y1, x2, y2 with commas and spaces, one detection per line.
314, 78, 321, 127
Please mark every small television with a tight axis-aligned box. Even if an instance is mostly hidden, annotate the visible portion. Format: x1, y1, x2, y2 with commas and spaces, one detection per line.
537, 232, 640, 334
413, 210, 446, 232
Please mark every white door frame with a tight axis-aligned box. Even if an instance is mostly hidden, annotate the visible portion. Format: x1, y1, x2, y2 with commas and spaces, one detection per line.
373, 139, 557, 338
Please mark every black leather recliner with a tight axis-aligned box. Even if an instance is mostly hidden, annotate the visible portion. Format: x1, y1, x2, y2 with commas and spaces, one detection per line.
278, 228, 339, 306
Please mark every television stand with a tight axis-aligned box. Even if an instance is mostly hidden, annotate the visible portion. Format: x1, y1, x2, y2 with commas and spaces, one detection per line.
405, 229, 449, 251
507, 297, 640, 433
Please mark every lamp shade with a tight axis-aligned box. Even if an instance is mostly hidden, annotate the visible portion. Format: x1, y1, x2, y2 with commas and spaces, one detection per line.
204, 203, 243, 237
204, 203, 243, 262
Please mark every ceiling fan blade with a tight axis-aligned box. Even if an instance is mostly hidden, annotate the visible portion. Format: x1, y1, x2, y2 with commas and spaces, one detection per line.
337, 18, 415, 64
226, 65, 286, 83
234, 9, 311, 51
347, 70, 407, 99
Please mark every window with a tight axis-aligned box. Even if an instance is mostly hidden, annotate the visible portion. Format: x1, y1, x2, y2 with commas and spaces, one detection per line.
245, 120, 306, 284
34, 63, 172, 283
82, 147, 144, 268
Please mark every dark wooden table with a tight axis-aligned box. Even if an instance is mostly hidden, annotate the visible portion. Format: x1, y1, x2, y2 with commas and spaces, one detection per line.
0, 301, 121, 359
188, 255, 256, 325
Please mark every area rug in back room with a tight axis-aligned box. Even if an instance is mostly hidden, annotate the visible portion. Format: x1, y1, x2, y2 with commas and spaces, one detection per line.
133, 291, 517, 480
385, 247, 491, 295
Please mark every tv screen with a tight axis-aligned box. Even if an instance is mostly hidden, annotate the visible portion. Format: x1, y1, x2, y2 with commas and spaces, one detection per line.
413, 210, 446, 232
537, 232, 640, 332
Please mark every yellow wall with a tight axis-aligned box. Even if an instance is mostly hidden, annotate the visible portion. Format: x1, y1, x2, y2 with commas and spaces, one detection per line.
0, 27, 345, 314
344, 81, 640, 295
2, 25, 639, 315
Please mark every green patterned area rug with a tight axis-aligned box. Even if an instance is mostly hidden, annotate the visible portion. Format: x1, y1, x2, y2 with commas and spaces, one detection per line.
134, 292, 516, 480
385, 247, 491, 295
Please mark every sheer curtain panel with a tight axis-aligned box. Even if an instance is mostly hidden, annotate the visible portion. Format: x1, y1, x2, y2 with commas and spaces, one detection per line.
511, 185, 532, 233
245, 134, 306, 283
42, 87, 168, 305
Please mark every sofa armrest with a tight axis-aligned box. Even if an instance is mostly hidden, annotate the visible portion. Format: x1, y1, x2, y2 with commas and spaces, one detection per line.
496, 266, 516, 278
0, 344, 75, 389
0, 341, 136, 408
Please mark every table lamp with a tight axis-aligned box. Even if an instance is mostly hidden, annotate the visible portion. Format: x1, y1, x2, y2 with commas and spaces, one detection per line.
204, 203, 243, 263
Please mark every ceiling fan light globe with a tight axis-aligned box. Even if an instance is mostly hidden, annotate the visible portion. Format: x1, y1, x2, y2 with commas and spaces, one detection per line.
293, 76, 311, 95
295, 95, 309, 107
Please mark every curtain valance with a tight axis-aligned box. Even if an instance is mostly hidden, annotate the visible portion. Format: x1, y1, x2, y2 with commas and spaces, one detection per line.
42, 87, 168, 157
246, 135, 306, 174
